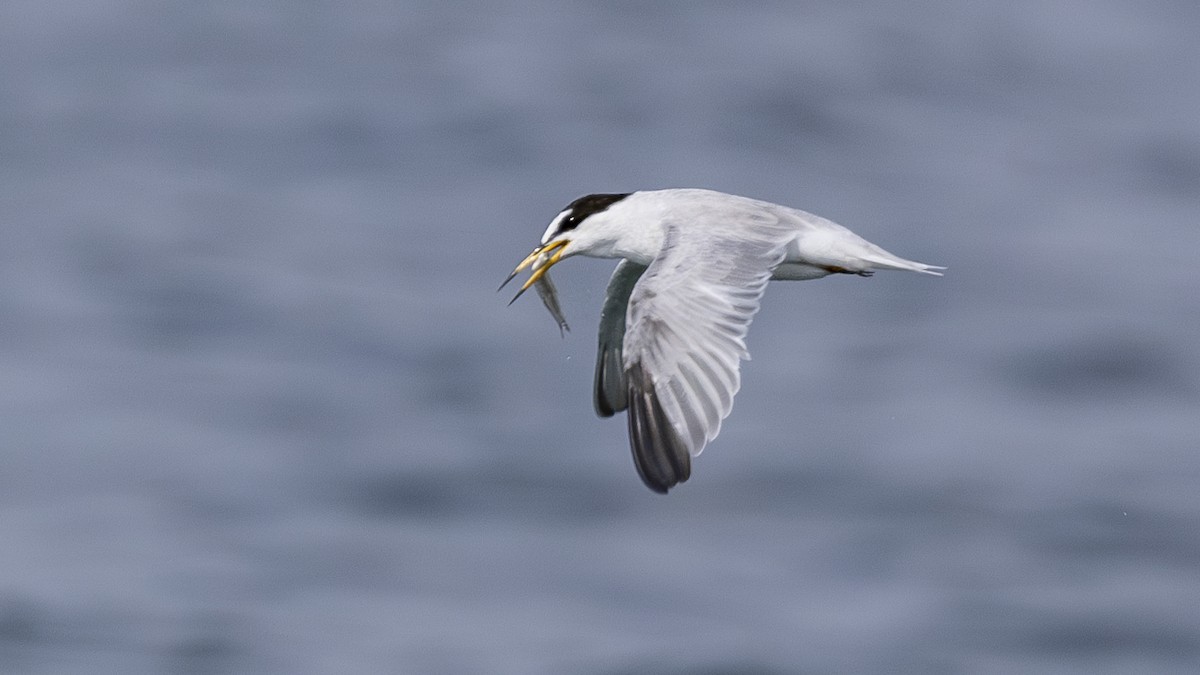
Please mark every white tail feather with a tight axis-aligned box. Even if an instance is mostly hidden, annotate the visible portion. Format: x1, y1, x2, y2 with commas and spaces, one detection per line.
855, 246, 945, 276
866, 256, 946, 276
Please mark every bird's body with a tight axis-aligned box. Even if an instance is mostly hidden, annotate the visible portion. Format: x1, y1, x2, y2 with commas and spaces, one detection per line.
503, 188, 942, 493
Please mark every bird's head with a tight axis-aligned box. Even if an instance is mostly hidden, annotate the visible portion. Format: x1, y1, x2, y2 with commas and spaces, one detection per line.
500, 192, 632, 303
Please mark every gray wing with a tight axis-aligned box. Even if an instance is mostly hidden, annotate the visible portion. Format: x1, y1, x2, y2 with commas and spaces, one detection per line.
623, 213, 795, 493
593, 260, 647, 417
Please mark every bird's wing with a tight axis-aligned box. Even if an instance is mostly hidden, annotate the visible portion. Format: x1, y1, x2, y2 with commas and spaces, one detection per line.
594, 260, 648, 418
623, 213, 795, 492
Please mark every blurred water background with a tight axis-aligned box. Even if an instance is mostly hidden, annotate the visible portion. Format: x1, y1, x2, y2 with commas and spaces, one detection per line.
2, 1, 1199, 673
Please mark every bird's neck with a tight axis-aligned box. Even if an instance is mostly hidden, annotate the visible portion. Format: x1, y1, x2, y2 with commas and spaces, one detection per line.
606, 222, 665, 266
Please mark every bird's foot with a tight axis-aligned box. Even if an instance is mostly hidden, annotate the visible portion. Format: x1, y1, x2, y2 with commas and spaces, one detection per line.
822, 265, 873, 277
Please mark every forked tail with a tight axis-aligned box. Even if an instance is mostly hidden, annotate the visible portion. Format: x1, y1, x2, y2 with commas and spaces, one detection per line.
862, 253, 946, 276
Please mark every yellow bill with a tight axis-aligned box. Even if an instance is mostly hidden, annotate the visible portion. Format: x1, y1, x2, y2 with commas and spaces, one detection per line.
499, 239, 569, 305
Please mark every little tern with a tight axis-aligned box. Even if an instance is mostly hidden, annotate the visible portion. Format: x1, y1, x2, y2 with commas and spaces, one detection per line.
502, 189, 943, 494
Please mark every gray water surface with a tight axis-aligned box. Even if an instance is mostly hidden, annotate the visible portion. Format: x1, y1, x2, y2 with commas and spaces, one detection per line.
2, 2, 1199, 673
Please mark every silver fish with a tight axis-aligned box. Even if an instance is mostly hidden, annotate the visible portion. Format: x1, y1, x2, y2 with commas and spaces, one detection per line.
533, 269, 569, 335
499, 241, 569, 335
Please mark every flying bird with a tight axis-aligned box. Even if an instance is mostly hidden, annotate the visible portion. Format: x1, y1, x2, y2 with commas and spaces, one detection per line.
502, 189, 943, 493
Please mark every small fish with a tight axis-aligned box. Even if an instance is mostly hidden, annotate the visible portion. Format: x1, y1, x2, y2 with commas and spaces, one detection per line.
534, 269, 569, 336
498, 246, 569, 335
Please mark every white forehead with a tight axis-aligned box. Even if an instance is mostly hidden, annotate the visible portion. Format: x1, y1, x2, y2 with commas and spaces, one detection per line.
540, 208, 571, 244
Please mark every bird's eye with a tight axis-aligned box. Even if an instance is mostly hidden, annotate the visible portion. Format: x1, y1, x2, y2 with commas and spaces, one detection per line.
542, 192, 630, 244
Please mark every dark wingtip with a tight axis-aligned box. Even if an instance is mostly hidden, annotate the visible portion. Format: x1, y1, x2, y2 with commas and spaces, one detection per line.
641, 475, 671, 495
625, 362, 691, 494
593, 342, 625, 419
